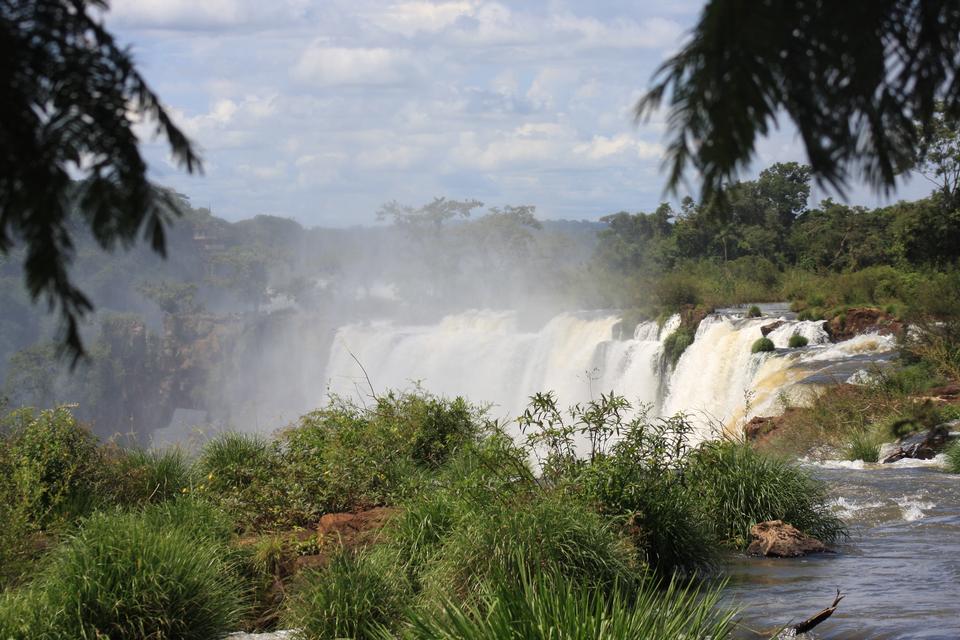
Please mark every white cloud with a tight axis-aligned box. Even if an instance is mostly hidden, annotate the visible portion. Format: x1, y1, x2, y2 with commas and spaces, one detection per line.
356, 145, 424, 170
238, 161, 288, 180
368, 1, 475, 36
575, 134, 663, 161
108, 0, 308, 30
293, 44, 417, 86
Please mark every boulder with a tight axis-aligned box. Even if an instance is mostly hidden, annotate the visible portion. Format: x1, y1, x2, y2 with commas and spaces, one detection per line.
747, 520, 828, 557
825, 307, 903, 342
744, 415, 779, 441
880, 424, 953, 463
760, 320, 785, 336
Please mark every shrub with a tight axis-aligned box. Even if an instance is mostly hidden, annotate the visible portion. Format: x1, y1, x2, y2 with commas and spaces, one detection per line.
0, 406, 100, 527
3, 503, 244, 639
685, 440, 847, 547
280, 391, 484, 516
747, 305, 762, 317
663, 326, 695, 367
0, 407, 102, 584
385, 569, 735, 640
788, 334, 809, 348
751, 337, 775, 353
283, 548, 410, 640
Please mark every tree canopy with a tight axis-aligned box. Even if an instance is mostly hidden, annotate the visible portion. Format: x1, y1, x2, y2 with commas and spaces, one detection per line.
638, 0, 960, 205
0, 0, 199, 362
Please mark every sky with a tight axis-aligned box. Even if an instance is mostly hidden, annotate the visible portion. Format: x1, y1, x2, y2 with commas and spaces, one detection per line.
107, 0, 933, 227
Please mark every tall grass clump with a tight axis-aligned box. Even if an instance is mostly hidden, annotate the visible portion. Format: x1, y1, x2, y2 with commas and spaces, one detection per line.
685, 440, 847, 547
2, 500, 244, 639
945, 439, 960, 474
845, 430, 882, 462
283, 548, 410, 640
385, 568, 735, 640
416, 491, 637, 608
105, 447, 192, 504
788, 333, 809, 348
751, 337, 775, 353
197, 431, 289, 531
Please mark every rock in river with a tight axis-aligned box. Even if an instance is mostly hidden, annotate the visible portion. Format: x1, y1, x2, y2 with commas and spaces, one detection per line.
879, 422, 955, 463
747, 520, 828, 558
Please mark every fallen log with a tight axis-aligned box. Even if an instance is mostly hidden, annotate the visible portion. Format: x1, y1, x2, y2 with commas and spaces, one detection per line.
789, 589, 844, 635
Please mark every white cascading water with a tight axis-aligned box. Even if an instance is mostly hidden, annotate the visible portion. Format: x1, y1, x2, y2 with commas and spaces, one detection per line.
323, 309, 896, 441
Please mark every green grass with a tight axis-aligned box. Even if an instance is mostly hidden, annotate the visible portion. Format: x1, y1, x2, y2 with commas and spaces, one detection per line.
283, 548, 410, 640
383, 568, 735, 640
751, 337, 775, 353
0, 501, 244, 639
685, 440, 847, 547
946, 439, 960, 474
748, 305, 762, 317
788, 333, 809, 348
845, 430, 883, 462
108, 447, 192, 504
416, 491, 638, 608
199, 431, 274, 491
663, 326, 695, 366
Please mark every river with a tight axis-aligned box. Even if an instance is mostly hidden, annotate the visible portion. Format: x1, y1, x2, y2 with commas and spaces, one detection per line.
725, 459, 960, 639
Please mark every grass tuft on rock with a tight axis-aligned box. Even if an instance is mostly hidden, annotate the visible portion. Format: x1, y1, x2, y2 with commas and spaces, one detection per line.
751, 337, 775, 353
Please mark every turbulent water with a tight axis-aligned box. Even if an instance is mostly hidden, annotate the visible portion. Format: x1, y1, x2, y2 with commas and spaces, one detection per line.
726, 459, 960, 640
323, 307, 896, 439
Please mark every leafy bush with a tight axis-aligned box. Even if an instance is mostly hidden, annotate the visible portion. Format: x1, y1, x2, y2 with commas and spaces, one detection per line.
0, 407, 103, 584
748, 305, 762, 317
685, 440, 847, 547
788, 333, 809, 348
1, 502, 243, 639
385, 569, 735, 640
0, 407, 100, 527
280, 391, 484, 517
751, 337, 775, 353
283, 548, 410, 640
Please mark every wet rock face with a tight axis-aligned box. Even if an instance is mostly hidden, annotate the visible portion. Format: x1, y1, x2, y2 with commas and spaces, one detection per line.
880, 423, 956, 463
825, 307, 903, 342
747, 520, 828, 557
760, 320, 786, 336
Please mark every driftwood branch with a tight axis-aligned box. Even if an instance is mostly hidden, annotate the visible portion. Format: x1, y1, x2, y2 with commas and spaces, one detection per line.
346, 347, 377, 399
790, 589, 845, 635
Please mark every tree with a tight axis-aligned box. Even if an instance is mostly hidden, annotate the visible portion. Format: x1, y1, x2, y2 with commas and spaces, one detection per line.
637, 1, 960, 206
1, 0, 200, 363
914, 104, 960, 210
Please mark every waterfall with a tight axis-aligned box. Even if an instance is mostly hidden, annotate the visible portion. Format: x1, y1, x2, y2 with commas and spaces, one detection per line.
323, 309, 896, 440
